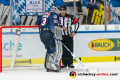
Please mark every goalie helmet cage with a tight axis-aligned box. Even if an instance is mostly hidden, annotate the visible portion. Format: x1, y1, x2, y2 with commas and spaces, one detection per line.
0, 26, 61, 72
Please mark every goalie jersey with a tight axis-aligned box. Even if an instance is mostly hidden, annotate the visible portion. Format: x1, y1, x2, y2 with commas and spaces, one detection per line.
37, 12, 59, 33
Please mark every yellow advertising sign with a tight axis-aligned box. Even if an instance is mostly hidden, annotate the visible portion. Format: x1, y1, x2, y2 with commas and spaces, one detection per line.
88, 39, 114, 51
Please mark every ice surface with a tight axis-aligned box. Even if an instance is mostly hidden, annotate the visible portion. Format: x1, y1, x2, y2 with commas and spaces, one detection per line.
0, 62, 120, 80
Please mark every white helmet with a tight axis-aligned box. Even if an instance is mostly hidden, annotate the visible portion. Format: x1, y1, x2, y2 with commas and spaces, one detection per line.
50, 6, 59, 14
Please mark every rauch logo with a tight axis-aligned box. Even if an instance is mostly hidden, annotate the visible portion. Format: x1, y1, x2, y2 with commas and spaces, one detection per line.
88, 39, 114, 51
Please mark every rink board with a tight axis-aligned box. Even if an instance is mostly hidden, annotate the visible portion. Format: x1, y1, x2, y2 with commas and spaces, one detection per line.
1, 25, 120, 65
74, 31, 120, 57
2, 56, 120, 65
1, 30, 120, 65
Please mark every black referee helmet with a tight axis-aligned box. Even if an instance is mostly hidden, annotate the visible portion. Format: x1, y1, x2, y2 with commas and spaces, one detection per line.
59, 5, 67, 10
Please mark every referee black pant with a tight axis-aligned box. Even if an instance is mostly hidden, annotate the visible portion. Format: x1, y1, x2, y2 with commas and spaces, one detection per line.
61, 35, 73, 67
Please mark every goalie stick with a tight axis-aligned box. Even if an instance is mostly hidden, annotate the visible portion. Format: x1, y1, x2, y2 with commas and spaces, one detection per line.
53, 36, 88, 72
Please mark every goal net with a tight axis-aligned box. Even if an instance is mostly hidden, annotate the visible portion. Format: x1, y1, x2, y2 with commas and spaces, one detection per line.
0, 26, 61, 72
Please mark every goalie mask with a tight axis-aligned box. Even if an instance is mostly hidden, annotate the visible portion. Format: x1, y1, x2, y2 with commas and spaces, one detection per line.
50, 6, 59, 14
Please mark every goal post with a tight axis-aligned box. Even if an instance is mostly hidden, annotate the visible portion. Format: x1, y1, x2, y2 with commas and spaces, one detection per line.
0, 26, 39, 72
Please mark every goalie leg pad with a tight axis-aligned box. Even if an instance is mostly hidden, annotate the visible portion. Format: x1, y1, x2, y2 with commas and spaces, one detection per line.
44, 39, 62, 72
47, 41, 62, 65
54, 40, 62, 65
44, 52, 61, 72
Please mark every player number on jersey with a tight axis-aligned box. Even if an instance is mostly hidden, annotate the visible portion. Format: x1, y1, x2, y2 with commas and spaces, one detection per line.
54, 20, 58, 23
41, 18, 47, 26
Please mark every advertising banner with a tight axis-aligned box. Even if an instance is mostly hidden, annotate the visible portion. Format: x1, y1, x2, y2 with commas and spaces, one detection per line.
26, 0, 43, 12
2, 34, 46, 59
0, 0, 10, 26
74, 32, 120, 57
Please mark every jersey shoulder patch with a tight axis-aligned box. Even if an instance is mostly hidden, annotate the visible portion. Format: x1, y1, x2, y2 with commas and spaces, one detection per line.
54, 15, 57, 19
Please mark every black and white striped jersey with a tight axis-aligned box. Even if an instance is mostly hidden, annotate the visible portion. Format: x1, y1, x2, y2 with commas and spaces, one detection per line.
59, 13, 80, 36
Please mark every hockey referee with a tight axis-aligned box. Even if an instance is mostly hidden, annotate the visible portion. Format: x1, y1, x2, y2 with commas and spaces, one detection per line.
59, 5, 80, 69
